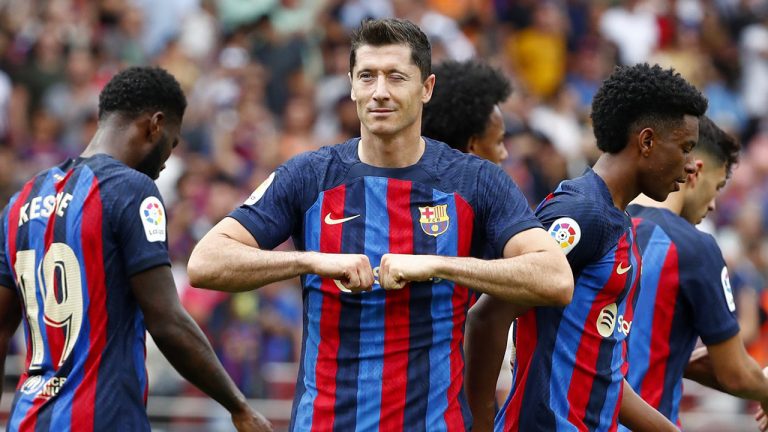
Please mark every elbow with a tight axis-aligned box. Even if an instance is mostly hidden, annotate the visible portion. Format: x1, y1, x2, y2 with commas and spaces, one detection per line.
187, 247, 215, 289
716, 369, 753, 395
547, 272, 574, 307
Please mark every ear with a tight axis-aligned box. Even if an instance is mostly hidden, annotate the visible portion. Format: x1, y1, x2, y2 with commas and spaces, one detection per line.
147, 112, 165, 142
348, 72, 356, 101
687, 159, 704, 187
467, 134, 479, 155
637, 127, 654, 157
421, 73, 436, 104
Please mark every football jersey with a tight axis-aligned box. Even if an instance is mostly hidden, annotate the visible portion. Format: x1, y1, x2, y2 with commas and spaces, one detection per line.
496, 169, 642, 432
620, 205, 739, 426
0, 154, 170, 431
229, 137, 541, 431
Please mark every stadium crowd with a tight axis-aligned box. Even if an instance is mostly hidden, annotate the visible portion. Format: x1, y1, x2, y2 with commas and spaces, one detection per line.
1, 0, 768, 427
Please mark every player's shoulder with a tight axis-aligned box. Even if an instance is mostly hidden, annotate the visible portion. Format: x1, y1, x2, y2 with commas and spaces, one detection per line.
537, 170, 620, 224
82, 154, 160, 198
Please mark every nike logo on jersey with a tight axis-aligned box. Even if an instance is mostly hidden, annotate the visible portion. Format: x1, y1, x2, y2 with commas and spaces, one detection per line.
324, 213, 361, 225
616, 262, 631, 275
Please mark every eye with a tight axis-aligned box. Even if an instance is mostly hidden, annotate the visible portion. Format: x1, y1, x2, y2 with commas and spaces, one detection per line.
358, 72, 373, 81
389, 74, 406, 81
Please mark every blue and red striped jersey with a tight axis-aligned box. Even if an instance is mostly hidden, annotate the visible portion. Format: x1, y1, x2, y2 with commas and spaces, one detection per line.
230, 138, 541, 431
0, 154, 170, 431
496, 169, 642, 432
620, 205, 739, 426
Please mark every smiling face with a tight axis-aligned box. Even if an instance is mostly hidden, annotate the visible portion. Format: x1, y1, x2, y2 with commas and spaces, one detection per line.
638, 114, 699, 202
349, 44, 435, 140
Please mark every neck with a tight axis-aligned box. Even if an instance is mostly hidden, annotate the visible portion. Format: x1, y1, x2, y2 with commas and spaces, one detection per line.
80, 117, 134, 165
358, 129, 425, 168
630, 190, 684, 215
592, 153, 641, 211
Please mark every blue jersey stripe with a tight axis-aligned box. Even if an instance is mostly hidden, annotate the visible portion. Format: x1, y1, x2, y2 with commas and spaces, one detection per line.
426, 190, 458, 431
354, 177, 388, 430
627, 226, 670, 396
293, 194, 323, 430
333, 180, 365, 431
404, 184, 435, 430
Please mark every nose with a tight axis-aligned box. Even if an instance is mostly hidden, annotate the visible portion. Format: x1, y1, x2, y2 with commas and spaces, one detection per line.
498, 143, 509, 163
708, 198, 716, 213
683, 154, 696, 175
372, 75, 390, 101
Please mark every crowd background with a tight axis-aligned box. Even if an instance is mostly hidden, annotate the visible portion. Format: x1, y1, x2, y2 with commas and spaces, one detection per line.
1, 0, 768, 430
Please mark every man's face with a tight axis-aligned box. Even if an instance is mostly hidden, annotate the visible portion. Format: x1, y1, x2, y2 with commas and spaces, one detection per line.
136, 118, 180, 180
349, 44, 434, 139
682, 157, 728, 224
468, 105, 508, 165
639, 114, 699, 201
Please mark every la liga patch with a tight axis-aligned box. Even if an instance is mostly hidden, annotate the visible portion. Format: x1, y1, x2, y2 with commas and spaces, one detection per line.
244, 172, 275, 206
140, 196, 166, 242
548, 217, 581, 255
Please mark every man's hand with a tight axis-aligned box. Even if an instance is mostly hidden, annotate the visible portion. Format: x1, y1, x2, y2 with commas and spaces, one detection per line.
231, 406, 273, 432
759, 367, 768, 432
308, 252, 375, 293
379, 253, 438, 290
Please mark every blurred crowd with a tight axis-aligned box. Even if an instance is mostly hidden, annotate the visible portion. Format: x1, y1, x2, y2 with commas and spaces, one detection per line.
2, 0, 768, 407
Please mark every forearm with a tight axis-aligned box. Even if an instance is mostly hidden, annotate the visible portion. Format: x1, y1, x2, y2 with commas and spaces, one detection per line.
464, 297, 521, 431
619, 380, 677, 432
150, 311, 249, 414
718, 357, 768, 401
433, 252, 572, 306
189, 234, 311, 292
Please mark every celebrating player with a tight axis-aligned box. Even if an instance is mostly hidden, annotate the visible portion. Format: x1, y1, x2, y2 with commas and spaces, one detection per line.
465, 63, 708, 431
0, 67, 271, 431
188, 18, 573, 431
625, 116, 768, 431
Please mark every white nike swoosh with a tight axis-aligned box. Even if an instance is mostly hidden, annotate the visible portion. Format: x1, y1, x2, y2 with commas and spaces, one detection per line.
616, 263, 632, 275
324, 213, 361, 225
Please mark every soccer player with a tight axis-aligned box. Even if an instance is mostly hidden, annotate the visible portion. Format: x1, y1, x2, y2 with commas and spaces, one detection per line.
422, 60, 511, 165
0, 67, 271, 431
465, 63, 708, 432
187, 18, 574, 431
623, 116, 768, 430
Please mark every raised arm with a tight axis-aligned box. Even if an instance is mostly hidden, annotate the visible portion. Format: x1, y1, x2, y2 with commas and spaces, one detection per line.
379, 227, 574, 306
0, 286, 22, 406
188, 217, 374, 293
130, 265, 272, 432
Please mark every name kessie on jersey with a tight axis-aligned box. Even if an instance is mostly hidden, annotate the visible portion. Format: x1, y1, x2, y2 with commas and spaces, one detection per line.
16, 192, 74, 226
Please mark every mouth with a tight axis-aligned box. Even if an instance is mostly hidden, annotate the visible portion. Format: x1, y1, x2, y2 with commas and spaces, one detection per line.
368, 108, 394, 115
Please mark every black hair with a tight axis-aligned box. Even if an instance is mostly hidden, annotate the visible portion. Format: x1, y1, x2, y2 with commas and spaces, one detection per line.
422, 60, 511, 152
590, 63, 707, 153
696, 116, 741, 177
350, 18, 431, 81
98, 66, 187, 122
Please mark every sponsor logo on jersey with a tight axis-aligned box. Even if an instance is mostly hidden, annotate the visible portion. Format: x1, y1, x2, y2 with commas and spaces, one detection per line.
20, 375, 67, 398
548, 217, 581, 255
140, 196, 166, 242
721, 266, 736, 312
324, 213, 360, 225
596, 302, 632, 337
419, 204, 449, 237
244, 172, 275, 206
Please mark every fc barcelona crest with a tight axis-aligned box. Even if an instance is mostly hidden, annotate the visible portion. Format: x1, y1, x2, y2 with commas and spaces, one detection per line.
419, 204, 449, 237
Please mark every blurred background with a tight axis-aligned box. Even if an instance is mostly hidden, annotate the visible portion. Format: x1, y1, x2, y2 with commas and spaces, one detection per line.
0, 0, 767, 430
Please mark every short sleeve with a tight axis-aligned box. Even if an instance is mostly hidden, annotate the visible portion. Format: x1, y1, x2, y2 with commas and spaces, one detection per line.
535, 197, 605, 275
229, 154, 315, 250
475, 163, 542, 257
110, 172, 171, 276
0, 204, 13, 289
679, 233, 740, 345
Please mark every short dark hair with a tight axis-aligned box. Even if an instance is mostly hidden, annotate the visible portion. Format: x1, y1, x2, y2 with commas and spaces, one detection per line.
696, 115, 741, 177
591, 63, 708, 153
349, 18, 431, 81
422, 60, 511, 152
98, 66, 187, 122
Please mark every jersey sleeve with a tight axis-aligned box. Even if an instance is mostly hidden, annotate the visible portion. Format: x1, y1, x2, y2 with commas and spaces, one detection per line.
109, 172, 171, 277
475, 162, 542, 257
678, 233, 740, 345
229, 153, 316, 250
0, 204, 13, 289
535, 196, 604, 275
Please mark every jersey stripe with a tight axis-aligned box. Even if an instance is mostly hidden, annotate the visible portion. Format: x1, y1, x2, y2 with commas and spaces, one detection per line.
496, 309, 539, 432
310, 185, 346, 431
354, 177, 389, 430
379, 178, 413, 430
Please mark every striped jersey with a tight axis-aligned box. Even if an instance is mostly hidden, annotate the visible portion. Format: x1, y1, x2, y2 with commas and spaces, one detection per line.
0, 154, 170, 431
496, 169, 642, 432
229, 138, 541, 431
620, 205, 739, 426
